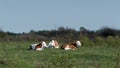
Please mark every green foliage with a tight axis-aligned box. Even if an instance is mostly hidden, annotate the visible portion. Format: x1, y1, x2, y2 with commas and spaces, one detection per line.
0, 31, 6, 38
0, 26, 120, 42
97, 27, 119, 37
81, 36, 95, 47
105, 36, 120, 47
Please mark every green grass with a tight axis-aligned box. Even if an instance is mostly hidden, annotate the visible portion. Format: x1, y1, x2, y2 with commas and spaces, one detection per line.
0, 41, 120, 68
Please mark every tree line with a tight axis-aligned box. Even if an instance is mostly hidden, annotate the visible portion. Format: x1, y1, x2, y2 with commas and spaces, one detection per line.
0, 26, 120, 42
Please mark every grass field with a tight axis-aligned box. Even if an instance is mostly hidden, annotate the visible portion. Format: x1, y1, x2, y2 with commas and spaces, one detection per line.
0, 41, 120, 68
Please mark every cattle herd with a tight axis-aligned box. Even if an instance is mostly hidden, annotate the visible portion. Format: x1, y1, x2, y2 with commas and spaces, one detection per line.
28, 40, 82, 51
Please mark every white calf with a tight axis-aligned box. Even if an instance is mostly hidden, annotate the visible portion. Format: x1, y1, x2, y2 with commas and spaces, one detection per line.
48, 40, 59, 48
29, 41, 47, 51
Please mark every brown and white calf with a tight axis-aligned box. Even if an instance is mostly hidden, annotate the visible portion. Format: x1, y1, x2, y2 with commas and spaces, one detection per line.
29, 41, 48, 51
61, 40, 82, 50
48, 40, 59, 48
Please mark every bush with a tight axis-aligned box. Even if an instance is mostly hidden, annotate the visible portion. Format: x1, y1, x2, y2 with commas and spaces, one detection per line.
81, 36, 95, 47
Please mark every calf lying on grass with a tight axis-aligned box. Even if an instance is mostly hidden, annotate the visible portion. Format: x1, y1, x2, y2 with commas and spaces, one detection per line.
61, 40, 82, 50
28, 41, 47, 51
48, 40, 59, 48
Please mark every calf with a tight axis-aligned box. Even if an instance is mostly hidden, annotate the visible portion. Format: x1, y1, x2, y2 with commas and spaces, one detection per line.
61, 40, 82, 50
48, 40, 59, 48
29, 41, 47, 51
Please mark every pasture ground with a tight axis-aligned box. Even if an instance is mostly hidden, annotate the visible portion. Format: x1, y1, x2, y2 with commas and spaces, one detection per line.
0, 41, 120, 68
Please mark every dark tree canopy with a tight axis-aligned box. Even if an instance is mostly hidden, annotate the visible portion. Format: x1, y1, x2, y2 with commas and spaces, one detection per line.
0, 26, 120, 41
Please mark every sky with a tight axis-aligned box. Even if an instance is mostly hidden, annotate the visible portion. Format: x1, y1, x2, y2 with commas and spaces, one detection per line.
0, 0, 120, 33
